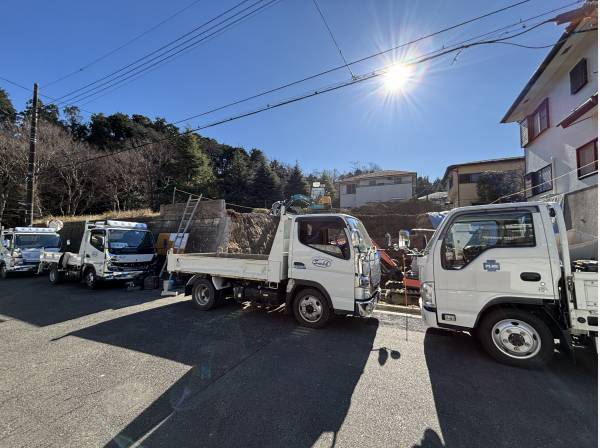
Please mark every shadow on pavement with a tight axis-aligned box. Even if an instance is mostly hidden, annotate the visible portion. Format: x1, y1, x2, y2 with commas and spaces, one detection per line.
0, 276, 157, 327
424, 328, 598, 448
62, 302, 378, 447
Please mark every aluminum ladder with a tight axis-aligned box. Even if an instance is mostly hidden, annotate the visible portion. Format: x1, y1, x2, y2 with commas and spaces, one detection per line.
159, 193, 202, 278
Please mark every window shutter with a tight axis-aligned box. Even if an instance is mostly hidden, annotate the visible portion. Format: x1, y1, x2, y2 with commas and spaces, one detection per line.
520, 118, 529, 147
570, 58, 588, 94
539, 98, 549, 131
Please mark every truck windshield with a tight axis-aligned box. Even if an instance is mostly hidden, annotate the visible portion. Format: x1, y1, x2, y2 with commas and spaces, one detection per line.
108, 230, 154, 254
346, 217, 374, 253
15, 234, 60, 249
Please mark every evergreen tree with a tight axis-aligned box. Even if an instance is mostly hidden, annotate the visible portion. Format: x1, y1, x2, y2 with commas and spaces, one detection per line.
0, 89, 16, 125
174, 132, 216, 196
284, 162, 309, 197
251, 160, 281, 208
222, 149, 252, 205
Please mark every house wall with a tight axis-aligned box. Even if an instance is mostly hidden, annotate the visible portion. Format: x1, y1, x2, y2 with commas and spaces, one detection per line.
447, 159, 525, 207
339, 175, 415, 208
520, 32, 598, 199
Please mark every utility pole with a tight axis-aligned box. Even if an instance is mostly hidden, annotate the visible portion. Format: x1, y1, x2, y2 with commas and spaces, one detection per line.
25, 83, 39, 226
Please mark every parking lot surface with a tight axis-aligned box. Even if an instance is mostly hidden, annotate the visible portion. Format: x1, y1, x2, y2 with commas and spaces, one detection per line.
0, 276, 597, 448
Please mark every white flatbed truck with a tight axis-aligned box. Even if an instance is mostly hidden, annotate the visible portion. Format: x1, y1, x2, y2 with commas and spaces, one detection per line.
418, 201, 598, 367
166, 210, 381, 328
40, 220, 156, 289
0, 227, 61, 278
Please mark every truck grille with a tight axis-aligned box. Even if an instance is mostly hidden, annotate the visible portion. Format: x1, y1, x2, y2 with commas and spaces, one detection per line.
109, 261, 149, 271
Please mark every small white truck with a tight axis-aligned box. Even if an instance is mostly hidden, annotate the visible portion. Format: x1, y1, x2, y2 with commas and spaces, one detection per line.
418, 201, 598, 367
166, 210, 380, 328
40, 220, 156, 289
0, 227, 61, 278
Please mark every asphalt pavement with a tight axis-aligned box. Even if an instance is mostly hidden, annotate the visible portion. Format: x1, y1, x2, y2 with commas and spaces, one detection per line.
0, 275, 597, 448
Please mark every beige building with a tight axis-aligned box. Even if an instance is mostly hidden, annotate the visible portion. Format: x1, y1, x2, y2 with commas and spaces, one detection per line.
443, 156, 525, 207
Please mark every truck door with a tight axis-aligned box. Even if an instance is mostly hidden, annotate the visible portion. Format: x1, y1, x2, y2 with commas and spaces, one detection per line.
433, 208, 555, 328
290, 217, 355, 312
85, 229, 106, 272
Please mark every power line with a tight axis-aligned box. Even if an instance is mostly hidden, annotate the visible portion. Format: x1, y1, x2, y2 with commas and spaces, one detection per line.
42, 0, 205, 89
41, 14, 574, 174
311, 0, 355, 79
171, 0, 579, 126
52, 0, 268, 104
74, 0, 283, 107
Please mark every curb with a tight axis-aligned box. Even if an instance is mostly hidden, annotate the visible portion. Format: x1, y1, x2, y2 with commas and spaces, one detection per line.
376, 302, 421, 315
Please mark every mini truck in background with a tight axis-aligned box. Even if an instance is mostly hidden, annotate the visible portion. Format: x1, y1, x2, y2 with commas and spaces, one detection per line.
0, 227, 61, 278
40, 220, 156, 289
165, 209, 380, 328
418, 201, 598, 368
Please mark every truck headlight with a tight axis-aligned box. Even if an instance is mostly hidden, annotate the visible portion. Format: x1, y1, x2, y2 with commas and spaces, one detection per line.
421, 281, 435, 307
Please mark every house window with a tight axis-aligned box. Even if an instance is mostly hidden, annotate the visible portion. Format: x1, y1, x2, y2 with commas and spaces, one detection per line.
570, 58, 588, 94
345, 184, 356, 194
520, 98, 550, 147
525, 164, 552, 198
576, 139, 598, 178
458, 172, 482, 184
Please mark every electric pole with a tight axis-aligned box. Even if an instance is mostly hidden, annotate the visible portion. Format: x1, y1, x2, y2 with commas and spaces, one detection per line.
25, 83, 39, 226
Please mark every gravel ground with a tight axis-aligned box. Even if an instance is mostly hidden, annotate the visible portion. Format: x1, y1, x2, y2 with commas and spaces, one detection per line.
0, 275, 597, 448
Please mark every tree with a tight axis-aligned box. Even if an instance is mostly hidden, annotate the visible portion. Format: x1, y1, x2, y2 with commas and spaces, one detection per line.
222, 149, 252, 205
416, 176, 444, 197
250, 160, 281, 208
284, 162, 308, 197
19, 98, 60, 125
476, 170, 524, 204
173, 132, 216, 196
0, 89, 16, 125
62, 106, 89, 141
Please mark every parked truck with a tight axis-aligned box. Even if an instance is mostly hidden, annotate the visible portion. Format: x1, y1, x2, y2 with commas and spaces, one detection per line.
418, 201, 598, 367
166, 209, 380, 328
40, 220, 156, 289
0, 227, 61, 278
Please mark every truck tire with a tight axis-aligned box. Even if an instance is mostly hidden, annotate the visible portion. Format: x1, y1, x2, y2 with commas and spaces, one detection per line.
0, 264, 7, 279
83, 267, 98, 290
293, 288, 331, 329
49, 265, 63, 284
477, 308, 554, 368
191, 278, 218, 311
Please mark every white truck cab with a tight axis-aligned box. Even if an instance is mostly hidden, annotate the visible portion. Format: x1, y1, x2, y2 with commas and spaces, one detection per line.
166, 210, 380, 328
40, 220, 156, 289
0, 227, 61, 278
419, 201, 598, 367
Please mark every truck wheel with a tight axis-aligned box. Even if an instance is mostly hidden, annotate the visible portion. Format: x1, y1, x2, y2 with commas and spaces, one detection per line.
84, 268, 98, 290
191, 278, 217, 310
293, 288, 331, 329
477, 308, 554, 368
0, 264, 7, 279
49, 265, 63, 284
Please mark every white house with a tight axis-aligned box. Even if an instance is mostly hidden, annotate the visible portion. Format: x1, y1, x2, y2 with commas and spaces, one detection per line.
501, 4, 597, 258
337, 170, 416, 208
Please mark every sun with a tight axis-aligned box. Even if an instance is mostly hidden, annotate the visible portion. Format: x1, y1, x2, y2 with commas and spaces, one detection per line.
382, 64, 414, 93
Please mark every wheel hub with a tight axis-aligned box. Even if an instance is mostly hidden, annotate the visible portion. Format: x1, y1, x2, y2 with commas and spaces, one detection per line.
491, 319, 541, 359
299, 296, 322, 322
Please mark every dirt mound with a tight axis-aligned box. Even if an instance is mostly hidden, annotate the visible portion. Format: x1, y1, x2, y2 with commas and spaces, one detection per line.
222, 210, 278, 254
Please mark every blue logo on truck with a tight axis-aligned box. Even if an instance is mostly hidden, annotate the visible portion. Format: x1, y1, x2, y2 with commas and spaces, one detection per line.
483, 260, 500, 272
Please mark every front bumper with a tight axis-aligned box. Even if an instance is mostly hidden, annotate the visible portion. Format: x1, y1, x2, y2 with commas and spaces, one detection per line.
8, 264, 38, 273
101, 270, 147, 281
419, 297, 438, 328
355, 289, 380, 317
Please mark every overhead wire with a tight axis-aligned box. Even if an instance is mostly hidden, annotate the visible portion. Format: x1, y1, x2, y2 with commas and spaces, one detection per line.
311, 0, 355, 79
42, 0, 205, 88
170, 0, 580, 126
40, 13, 586, 175
52, 0, 274, 105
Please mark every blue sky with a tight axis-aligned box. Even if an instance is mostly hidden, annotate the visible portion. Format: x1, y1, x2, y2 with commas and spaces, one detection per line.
1, 0, 573, 178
